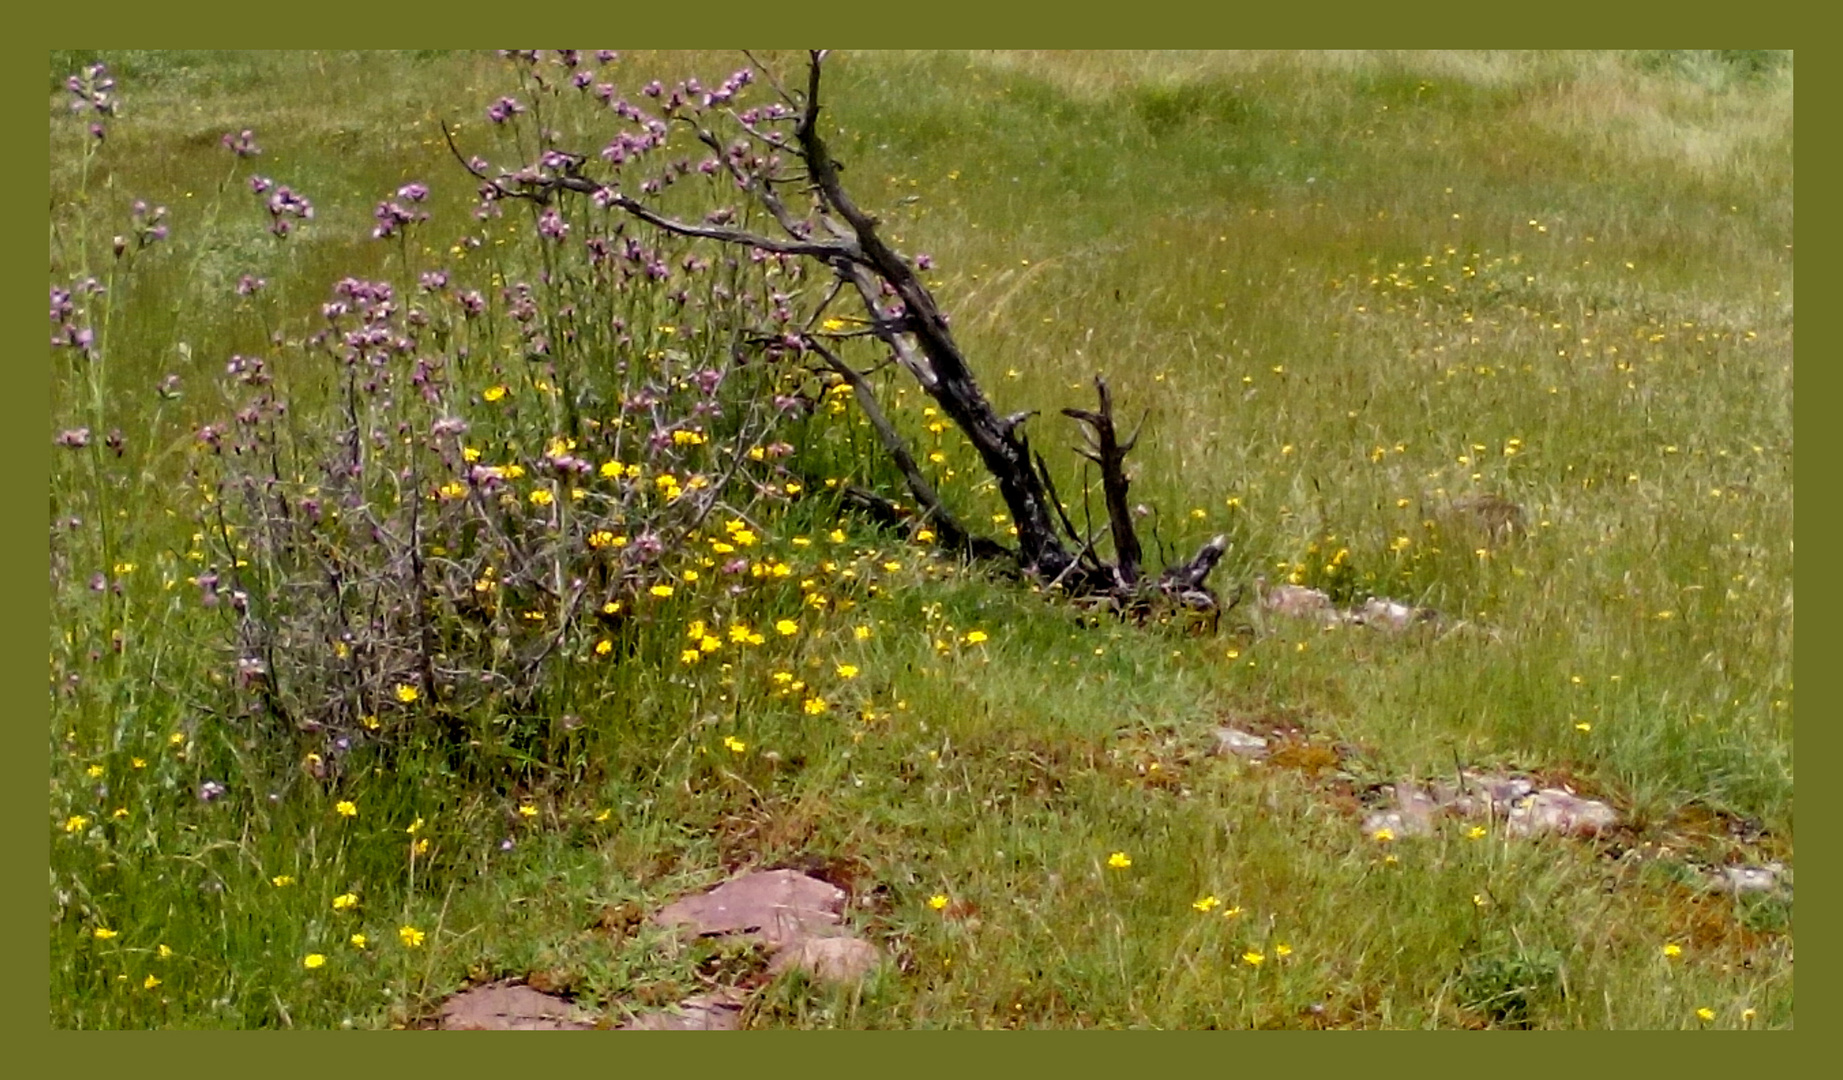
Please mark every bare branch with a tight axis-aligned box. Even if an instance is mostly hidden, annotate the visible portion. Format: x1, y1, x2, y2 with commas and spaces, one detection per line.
742, 50, 800, 109
440, 120, 490, 180
1060, 376, 1143, 584
803, 337, 979, 554
600, 190, 851, 261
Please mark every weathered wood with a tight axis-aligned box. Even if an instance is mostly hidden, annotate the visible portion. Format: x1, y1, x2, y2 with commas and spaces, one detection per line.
1062, 376, 1144, 585
452, 50, 1232, 615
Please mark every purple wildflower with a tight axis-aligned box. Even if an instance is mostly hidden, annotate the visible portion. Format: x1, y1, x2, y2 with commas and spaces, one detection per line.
220, 129, 261, 157
486, 96, 525, 124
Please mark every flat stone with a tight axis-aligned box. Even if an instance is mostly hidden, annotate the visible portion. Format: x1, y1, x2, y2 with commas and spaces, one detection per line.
1363, 773, 1617, 841
1259, 582, 1341, 623
1709, 863, 1787, 894
618, 990, 746, 1031
1428, 772, 1535, 818
1355, 597, 1432, 630
766, 935, 880, 984
1213, 727, 1270, 759
439, 980, 599, 1030
652, 869, 846, 948
1504, 789, 1618, 838
1362, 808, 1434, 838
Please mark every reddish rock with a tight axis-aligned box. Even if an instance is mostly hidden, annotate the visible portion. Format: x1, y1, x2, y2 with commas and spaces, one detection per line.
767, 935, 880, 983
618, 990, 746, 1031
439, 980, 598, 1030
652, 869, 846, 948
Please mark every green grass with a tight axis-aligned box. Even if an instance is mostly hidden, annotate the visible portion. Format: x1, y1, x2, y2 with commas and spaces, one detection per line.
49, 49, 1791, 1029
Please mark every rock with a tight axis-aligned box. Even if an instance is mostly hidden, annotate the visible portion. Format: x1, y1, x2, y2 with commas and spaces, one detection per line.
1213, 727, 1270, 760
1504, 789, 1618, 838
1708, 863, 1787, 895
439, 980, 599, 1030
618, 989, 747, 1031
1363, 810, 1420, 837
1355, 597, 1434, 630
1428, 772, 1535, 818
1255, 578, 1342, 623
1362, 783, 1441, 838
1362, 772, 1617, 840
766, 935, 881, 984
652, 869, 846, 948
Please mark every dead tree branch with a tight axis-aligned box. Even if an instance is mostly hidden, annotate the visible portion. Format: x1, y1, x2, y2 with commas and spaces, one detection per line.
1062, 375, 1145, 586
450, 49, 1232, 618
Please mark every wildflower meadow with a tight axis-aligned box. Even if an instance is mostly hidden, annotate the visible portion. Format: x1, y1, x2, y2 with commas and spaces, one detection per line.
49, 50, 1791, 1029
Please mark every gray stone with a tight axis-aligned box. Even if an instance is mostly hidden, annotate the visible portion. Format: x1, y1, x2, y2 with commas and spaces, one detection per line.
1504, 788, 1618, 838
1256, 580, 1342, 623
1213, 727, 1270, 759
1709, 862, 1787, 894
1355, 597, 1433, 630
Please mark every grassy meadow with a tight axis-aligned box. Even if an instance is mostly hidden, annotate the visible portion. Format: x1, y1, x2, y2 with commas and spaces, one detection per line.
48, 50, 1792, 1029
